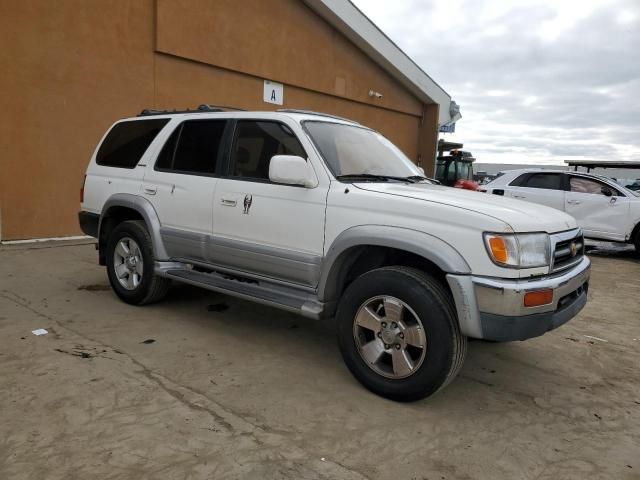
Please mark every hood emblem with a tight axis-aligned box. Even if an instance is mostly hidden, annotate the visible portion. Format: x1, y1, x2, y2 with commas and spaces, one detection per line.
570, 241, 578, 257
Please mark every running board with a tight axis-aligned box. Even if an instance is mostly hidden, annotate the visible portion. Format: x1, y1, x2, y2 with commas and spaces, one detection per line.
155, 263, 329, 319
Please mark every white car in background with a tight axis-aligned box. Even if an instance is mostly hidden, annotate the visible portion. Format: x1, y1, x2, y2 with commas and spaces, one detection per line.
484, 169, 640, 253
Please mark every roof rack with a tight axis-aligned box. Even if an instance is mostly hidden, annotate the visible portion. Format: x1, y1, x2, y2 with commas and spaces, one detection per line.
138, 104, 246, 117
276, 109, 359, 124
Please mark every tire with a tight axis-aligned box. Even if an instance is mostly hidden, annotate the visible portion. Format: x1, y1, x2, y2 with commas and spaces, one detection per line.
105, 220, 170, 305
634, 230, 640, 257
336, 266, 466, 402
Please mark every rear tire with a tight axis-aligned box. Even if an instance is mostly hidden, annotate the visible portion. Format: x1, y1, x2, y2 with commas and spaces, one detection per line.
336, 266, 466, 402
106, 220, 170, 305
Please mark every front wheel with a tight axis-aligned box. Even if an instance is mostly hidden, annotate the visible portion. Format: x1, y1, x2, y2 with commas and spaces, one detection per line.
105, 220, 170, 305
336, 266, 466, 401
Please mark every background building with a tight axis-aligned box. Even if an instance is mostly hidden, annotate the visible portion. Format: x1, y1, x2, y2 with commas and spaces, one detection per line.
0, 0, 456, 241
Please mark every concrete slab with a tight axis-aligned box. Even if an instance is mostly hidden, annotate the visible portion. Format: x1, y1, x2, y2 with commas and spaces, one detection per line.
0, 243, 638, 479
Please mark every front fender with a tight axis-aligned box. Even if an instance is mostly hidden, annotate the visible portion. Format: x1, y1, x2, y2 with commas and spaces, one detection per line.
318, 225, 471, 302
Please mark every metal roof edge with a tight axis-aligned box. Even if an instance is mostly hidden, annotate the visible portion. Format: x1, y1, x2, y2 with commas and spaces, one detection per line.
303, 0, 453, 124
564, 159, 640, 168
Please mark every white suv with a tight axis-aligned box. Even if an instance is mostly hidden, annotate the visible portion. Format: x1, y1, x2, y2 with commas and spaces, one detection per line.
484, 169, 640, 252
79, 106, 591, 401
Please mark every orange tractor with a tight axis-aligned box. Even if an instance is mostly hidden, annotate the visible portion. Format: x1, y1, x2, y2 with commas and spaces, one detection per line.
434, 140, 480, 191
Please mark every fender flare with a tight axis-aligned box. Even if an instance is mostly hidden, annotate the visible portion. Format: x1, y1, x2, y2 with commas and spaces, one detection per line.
318, 225, 471, 302
629, 218, 640, 243
99, 193, 169, 260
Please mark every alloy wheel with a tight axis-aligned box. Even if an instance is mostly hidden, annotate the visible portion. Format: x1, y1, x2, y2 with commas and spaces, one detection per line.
113, 237, 144, 290
353, 295, 427, 379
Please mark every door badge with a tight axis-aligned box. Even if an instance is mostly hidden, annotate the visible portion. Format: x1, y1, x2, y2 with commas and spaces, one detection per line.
243, 194, 253, 214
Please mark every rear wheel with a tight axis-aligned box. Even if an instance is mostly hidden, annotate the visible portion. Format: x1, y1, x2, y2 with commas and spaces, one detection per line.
336, 266, 466, 401
106, 220, 170, 305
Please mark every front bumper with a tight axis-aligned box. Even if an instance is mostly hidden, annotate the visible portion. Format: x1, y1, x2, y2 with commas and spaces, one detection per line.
447, 256, 591, 341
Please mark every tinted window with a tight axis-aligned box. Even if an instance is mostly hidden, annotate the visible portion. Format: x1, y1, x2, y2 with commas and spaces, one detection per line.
155, 120, 226, 174
570, 176, 620, 196
517, 173, 562, 190
231, 121, 306, 180
155, 125, 180, 170
97, 119, 168, 168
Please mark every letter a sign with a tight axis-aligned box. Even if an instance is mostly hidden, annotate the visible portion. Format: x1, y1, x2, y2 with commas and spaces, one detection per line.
263, 80, 283, 106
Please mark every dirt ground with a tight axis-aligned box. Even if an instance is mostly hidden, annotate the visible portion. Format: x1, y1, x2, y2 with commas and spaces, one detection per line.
0, 241, 638, 480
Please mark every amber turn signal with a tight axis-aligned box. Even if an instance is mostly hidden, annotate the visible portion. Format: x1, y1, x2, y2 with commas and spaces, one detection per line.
488, 236, 508, 263
524, 289, 553, 307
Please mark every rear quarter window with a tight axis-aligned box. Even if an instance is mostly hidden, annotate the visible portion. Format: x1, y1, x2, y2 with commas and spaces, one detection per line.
96, 119, 169, 168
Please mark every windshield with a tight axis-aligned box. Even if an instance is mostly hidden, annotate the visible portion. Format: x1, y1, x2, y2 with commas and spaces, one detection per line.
304, 121, 422, 179
618, 178, 640, 197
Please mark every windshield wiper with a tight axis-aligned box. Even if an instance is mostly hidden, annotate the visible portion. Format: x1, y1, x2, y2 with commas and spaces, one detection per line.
405, 175, 440, 184
335, 174, 419, 183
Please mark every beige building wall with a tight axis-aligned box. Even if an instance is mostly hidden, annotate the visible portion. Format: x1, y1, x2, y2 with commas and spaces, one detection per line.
0, 0, 440, 241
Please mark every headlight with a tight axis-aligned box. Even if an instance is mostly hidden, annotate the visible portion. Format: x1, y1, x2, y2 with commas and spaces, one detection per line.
483, 232, 550, 268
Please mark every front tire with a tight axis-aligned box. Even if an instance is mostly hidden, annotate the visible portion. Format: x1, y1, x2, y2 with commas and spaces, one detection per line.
336, 266, 466, 401
106, 220, 170, 305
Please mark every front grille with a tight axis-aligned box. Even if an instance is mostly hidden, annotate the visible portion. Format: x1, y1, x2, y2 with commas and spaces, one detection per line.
552, 233, 584, 272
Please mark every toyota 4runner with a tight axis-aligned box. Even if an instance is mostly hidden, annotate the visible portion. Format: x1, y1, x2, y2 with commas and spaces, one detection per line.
79, 106, 591, 401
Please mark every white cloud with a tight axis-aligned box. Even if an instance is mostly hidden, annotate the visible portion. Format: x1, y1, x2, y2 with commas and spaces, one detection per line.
486, 90, 511, 97
617, 9, 638, 24
353, 0, 640, 165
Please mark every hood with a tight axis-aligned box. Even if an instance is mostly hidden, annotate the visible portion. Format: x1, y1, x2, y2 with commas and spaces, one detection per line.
354, 182, 577, 233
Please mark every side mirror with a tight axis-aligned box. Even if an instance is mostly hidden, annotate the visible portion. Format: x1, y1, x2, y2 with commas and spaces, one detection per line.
269, 155, 318, 188
601, 186, 613, 197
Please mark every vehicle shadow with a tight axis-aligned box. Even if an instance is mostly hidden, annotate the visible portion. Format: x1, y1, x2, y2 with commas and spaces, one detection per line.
156, 283, 551, 407
585, 241, 638, 263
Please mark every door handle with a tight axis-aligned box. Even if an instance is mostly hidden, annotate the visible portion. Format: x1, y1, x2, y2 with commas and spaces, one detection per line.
567, 200, 581, 205
513, 195, 526, 199
143, 185, 157, 195
221, 198, 237, 207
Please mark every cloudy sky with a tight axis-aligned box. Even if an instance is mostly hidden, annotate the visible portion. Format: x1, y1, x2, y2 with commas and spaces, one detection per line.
352, 0, 640, 165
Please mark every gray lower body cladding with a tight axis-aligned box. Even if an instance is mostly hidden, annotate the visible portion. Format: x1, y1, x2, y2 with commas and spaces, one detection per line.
160, 227, 321, 287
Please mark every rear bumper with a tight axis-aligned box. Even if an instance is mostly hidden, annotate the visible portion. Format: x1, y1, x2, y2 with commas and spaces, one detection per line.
447, 256, 591, 341
78, 211, 99, 238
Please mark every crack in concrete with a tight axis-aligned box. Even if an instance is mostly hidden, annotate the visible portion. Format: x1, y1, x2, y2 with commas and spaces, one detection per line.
0, 290, 370, 480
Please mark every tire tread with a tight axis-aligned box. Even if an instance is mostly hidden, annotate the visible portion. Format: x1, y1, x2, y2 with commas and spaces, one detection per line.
336, 265, 467, 401
376, 266, 467, 394
107, 220, 170, 305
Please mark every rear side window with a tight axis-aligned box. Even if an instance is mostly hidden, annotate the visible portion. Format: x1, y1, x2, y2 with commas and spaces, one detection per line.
96, 119, 169, 168
230, 121, 306, 180
155, 120, 226, 175
512, 173, 563, 190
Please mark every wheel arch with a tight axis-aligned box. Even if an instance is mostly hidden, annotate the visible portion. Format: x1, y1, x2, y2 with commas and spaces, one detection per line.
318, 226, 471, 304
630, 220, 640, 244
98, 194, 168, 265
